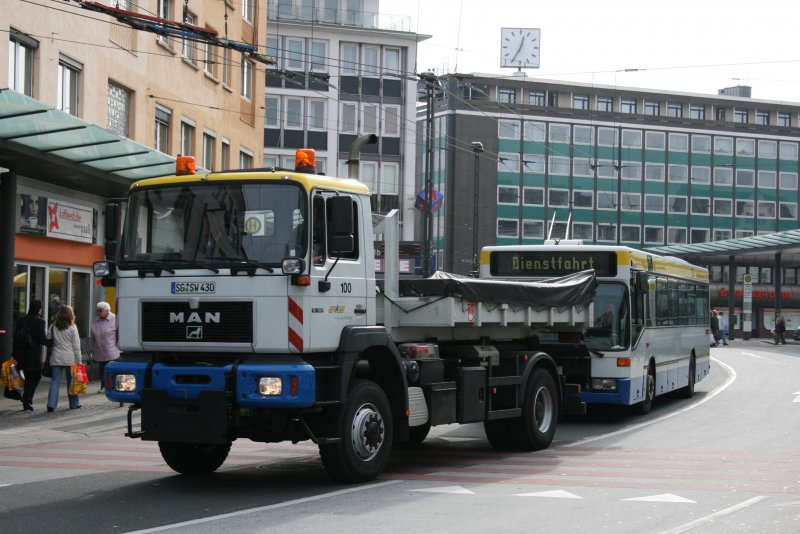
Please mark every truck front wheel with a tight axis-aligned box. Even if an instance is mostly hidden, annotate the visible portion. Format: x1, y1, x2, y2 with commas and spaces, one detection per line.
158, 441, 231, 475
519, 368, 559, 450
320, 380, 393, 483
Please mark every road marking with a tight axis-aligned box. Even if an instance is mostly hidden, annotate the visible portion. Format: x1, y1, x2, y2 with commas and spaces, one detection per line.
563, 357, 736, 448
124, 480, 403, 533
742, 351, 763, 359
407, 485, 475, 494
658, 495, 768, 534
514, 490, 582, 499
793, 391, 800, 403
439, 437, 481, 442
624, 493, 696, 503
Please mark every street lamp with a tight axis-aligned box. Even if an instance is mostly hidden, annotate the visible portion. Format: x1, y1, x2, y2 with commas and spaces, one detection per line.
471, 141, 484, 275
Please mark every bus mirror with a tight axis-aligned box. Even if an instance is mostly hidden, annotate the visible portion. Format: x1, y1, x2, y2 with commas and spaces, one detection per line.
636, 271, 649, 295
329, 195, 354, 254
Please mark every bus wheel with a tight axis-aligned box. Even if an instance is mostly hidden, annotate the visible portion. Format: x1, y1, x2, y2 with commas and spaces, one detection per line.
677, 355, 696, 399
158, 441, 231, 475
631, 362, 656, 415
405, 421, 431, 446
319, 380, 393, 483
519, 368, 558, 450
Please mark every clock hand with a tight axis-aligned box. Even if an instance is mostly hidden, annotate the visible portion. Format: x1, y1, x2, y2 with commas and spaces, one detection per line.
512, 37, 525, 62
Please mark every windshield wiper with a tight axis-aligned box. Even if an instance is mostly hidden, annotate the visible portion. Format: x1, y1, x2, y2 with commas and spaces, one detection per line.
228, 259, 274, 275
136, 260, 177, 277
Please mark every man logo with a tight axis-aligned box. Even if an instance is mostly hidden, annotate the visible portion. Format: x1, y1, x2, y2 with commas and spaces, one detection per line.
186, 325, 203, 339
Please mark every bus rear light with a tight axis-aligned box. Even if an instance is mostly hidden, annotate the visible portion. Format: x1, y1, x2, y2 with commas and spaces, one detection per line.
616, 358, 631, 367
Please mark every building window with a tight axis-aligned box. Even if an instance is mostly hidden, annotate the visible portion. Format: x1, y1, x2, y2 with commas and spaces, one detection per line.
621, 225, 640, 243
759, 140, 777, 158
497, 219, 519, 238
714, 199, 732, 216
690, 103, 705, 120
691, 229, 709, 244
758, 201, 776, 218
548, 189, 569, 207
180, 120, 195, 156
9, 30, 38, 96
242, 0, 254, 23
757, 170, 776, 188
735, 200, 754, 217
222, 48, 231, 86
573, 190, 593, 208
597, 96, 612, 112
523, 187, 544, 205
716, 106, 726, 121
286, 38, 304, 70
547, 91, 558, 107
498, 119, 520, 139
668, 196, 687, 213
621, 161, 642, 180
498, 153, 520, 172
644, 226, 664, 244
241, 57, 253, 100
499, 87, 516, 103
549, 123, 570, 144
202, 132, 215, 171
733, 108, 748, 123
573, 94, 589, 110
621, 129, 642, 148
691, 197, 710, 215
777, 112, 790, 127
107, 82, 131, 137
381, 163, 399, 195
341, 103, 357, 133
363, 46, 379, 76
265, 96, 279, 127
524, 121, 546, 142
57, 56, 81, 116
691, 135, 711, 153
362, 103, 379, 134
383, 47, 400, 75
573, 158, 593, 177
382, 105, 401, 137
644, 163, 665, 182
645, 131, 665, 150
736, 169, 755, 187
522, 154, 545, 174
669, 133, 689, 152
667, 102, 683, 118
780, 172, 798, 189
736, 138, 755, 157
597, 191, 616, 209
780, 142, 799, 160
204, 40, 216, 77
668, 164, 688, 184
573, 125, 593, 145
498, 186, 519, 205
310, 41, 328, 72
621, 193, 641, 211
597, 224, 617, 242
714, 137, 733, 155
239, 148, 254, 169
714, 229, 732, 241
755, 110, 769, 125
667, 227, 687, 244
307, 99, 326, 130
595, 159, 615, 178
154, 105, 171, 153
220, 139, 230, 170
181, 12, 197, 64
341, 43, 358, 74
780, 202, 798, 219
598, 127, 618, 147
529, 91, 545, 106
620, 98, 637, 114
548, 156, 570, 175
285, 97, 303, 129
644, 100, 660, 116
644, 194, 664, 212
713, 167, 733, 185
691, 166, 710, 184
157, 0, 172, 46
522, 220, 544, 239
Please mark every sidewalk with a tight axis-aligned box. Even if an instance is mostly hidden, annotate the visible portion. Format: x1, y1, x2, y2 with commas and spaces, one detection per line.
1, 376, 119, 418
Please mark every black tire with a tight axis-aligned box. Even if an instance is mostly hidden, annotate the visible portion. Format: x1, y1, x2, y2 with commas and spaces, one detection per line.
319, 380, 393, 483
405, 421, 431, 446
677, 355, 696, 399
484, 419, 520, 450
519, 368, 559, 450
631, 362, 656, 415
158, 441, 231, 475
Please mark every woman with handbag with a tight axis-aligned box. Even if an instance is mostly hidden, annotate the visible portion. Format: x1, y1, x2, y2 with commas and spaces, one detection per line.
46, 305, 83, 411
11, 299, 51, 411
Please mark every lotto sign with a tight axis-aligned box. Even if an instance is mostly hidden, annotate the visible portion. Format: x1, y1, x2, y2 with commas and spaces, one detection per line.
46, 199, 94, 243
466, 300, 476, 323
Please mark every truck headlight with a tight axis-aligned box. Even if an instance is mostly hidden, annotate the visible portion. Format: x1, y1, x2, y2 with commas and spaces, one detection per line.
114, 374, 137, 392
590, 378, 617, 391
258, 377, 282, 396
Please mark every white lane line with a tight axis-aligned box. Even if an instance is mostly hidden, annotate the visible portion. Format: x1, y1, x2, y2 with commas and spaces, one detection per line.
124, 480, 403, 533
741, 351, 763, 359
658, 495, 768, 534
562, 357, 736, 448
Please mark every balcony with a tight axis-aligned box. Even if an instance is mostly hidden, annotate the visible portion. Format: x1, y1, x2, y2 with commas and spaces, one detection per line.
267, 5, 413, 32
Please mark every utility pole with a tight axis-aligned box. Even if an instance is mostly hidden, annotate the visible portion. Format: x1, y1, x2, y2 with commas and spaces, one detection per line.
471, 141, 484, 274
420, 71, 438, 277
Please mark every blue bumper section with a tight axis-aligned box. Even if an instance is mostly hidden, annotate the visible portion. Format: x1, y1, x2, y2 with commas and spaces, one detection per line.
580, 377, 634, 405
104, 360, 316, 408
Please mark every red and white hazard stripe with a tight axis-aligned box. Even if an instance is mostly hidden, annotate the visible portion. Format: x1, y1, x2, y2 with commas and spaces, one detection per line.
288, 297, 304, 353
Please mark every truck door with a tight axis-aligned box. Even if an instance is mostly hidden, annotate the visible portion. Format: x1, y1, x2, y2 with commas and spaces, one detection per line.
287, 192, 369, 353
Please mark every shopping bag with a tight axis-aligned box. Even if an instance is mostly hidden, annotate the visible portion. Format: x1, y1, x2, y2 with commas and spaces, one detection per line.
69, 379, 87, 395
73, 363, 89, 384
2, 359, 24, 394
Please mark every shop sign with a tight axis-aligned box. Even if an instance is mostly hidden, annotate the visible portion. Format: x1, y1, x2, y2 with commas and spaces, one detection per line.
46, 199, 94, 243
18, 194, 48, 236
719, 288, 792, 299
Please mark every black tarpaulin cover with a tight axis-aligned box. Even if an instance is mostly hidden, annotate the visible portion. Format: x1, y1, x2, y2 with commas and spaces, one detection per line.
396, 270, 597, 310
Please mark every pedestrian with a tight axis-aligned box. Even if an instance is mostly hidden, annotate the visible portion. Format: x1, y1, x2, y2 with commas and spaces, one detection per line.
89, 301, 119, 392
48, 295, 61, 324
717, 310, 730, 345
11, 299, 51, 411
774, 313, 787, 345
710, 310, 720, 346
46, 305, 83, 411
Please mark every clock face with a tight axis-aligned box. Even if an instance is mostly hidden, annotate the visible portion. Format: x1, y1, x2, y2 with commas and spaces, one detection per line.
501, 28, 540, 69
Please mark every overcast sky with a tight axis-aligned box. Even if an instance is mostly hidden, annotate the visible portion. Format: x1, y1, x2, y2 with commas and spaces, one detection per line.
380, 0, 800, 102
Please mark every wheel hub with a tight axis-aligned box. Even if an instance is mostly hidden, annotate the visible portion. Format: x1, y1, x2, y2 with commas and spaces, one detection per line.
351, 403, 385, 461
532, 386, 553, 433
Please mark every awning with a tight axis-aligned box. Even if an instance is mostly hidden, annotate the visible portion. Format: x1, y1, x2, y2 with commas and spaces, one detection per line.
0, 89, 206, 196
647, 229, 800, 257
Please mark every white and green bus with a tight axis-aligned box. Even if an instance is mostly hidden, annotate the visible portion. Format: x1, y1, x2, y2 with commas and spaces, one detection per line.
480, 245, 711, 414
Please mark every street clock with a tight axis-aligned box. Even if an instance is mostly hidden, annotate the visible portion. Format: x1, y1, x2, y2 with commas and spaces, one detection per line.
500, 28, 541, 69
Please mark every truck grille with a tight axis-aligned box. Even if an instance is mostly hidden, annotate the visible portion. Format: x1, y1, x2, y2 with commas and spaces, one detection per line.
141, 301, 253, 343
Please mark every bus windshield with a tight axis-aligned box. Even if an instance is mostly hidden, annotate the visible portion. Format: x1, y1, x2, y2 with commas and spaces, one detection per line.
120, 183, 307, 268
584, 282, 630, 351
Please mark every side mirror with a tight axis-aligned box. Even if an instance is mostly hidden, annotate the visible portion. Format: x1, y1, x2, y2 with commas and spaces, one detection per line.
329, 195, 354, 254
635, 271, 649, 295
104, 201, 120, 259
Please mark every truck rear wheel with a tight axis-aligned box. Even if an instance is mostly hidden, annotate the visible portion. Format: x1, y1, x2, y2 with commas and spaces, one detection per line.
158, 441, 231, 475
519, 368, 558, 450
484, 419, 520, 449
319, 379, 393, 483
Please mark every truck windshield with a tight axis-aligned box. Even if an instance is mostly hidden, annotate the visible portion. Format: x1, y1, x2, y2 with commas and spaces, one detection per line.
584, 282, 630, 351
120, 183, 307, 267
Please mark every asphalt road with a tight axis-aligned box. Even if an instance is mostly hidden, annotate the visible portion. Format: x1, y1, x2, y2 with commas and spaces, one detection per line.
1, 339, 798, 533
